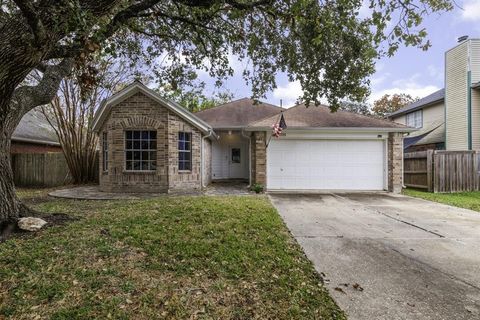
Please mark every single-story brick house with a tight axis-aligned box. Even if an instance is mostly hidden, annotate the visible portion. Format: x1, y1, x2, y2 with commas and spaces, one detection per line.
92, 81, 415, 193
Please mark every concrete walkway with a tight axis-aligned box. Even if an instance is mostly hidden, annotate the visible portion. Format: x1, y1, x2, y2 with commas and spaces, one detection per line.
270, 193, 480, 320
49, 181, 252, 200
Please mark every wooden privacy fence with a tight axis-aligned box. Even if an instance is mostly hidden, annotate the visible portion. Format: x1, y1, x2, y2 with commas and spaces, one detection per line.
404, 150, 480, 193
11, 153, 72, 187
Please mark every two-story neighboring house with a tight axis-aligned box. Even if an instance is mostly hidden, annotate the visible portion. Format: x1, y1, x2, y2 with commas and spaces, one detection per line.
390, 37, 480, 152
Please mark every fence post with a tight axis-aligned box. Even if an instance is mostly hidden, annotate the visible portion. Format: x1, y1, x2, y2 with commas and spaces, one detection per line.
427, 150, 434, 192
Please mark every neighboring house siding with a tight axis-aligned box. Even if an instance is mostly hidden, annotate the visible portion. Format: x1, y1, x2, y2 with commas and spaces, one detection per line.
392, 102, 444, 130
445, 41, 469, 150
98, 92, 202, 193
470, 40, 480, 149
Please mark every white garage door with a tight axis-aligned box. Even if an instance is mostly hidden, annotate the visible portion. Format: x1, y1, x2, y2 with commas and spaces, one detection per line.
267, 139, 385, 190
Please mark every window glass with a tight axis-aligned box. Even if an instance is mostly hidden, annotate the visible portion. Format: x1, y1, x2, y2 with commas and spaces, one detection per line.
232, 148, 241, 163
124, 130, 157, 171
406, 110, 423, 128
178, 132, 192, 171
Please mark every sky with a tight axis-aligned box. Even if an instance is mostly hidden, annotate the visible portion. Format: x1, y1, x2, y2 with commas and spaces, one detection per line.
196, 0, 480, 108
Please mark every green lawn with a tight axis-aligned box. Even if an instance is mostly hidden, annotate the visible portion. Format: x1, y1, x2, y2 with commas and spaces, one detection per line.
0, 191, 344, 319
403, 188, 480, 212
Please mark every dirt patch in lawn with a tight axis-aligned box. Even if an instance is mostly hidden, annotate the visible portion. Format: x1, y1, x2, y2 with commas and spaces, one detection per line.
0, 213, 77, 244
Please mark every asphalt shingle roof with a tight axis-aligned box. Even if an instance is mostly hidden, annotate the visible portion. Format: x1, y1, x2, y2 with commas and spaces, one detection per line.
248, 103, 412, 130
12, 108, 59, 145
388, 89, 445, 118
195, 98, 283, 129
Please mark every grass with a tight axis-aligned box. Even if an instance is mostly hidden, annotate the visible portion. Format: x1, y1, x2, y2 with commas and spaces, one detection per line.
0, 190, 345, 319
403, 188, 480, 212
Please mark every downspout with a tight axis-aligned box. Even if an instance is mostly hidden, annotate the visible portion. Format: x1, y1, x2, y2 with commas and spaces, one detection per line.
468, 40, 473, 150
201, 129, 214, 188
241, 129, 252, 187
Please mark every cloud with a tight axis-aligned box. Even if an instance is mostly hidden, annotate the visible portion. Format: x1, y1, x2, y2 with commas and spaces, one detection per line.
461, 0, 480, 21
369, 73, 440, 103
272, 81, 303, 108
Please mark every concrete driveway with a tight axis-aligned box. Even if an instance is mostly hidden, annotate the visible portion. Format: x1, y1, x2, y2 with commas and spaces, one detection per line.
269, 193, 480, 320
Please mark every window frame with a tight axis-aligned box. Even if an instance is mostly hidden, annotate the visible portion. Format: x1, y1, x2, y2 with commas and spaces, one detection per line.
178, 132, 192, 172
406, 110, 423, 129
102, 132, 108, 172
124, 130, 157, 172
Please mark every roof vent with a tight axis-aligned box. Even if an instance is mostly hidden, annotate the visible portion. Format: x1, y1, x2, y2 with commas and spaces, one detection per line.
458, 35, 469, 43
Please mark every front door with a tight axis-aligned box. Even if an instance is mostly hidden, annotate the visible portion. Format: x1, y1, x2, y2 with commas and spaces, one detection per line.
228, 145, 245, 179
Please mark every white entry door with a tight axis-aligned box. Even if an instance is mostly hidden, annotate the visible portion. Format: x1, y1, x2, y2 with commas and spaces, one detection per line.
267, 139, 385, 190
228, 145, 245, 179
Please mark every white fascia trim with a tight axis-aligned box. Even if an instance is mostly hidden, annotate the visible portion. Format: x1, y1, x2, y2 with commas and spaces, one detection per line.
245, 126, 417, 133
92, 82, 214, 135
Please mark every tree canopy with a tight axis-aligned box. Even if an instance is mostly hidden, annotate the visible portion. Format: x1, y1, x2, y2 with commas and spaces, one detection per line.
0, 0, 454, 221
372, 93, 419, 118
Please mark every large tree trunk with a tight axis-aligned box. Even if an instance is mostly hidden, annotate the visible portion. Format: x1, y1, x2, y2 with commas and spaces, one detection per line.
0, 131, 22, 222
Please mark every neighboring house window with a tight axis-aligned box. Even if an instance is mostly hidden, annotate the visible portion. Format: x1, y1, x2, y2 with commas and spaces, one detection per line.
102, 132, 108, 172
406, 110, 423, 128
125, 130, 157, 171
178, 132, 191, 171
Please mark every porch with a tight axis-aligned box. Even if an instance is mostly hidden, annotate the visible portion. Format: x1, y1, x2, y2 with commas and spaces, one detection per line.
211, 130, 251, 183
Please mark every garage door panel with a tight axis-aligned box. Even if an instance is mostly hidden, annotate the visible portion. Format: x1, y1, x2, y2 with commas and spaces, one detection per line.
267, 139, 385, 191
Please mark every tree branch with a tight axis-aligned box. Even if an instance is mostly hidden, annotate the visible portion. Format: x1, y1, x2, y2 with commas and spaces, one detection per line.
13, 0, 46, 43
11, 59, 74, 116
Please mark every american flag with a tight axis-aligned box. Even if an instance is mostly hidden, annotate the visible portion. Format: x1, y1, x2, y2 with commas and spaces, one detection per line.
272, 113, 287, 137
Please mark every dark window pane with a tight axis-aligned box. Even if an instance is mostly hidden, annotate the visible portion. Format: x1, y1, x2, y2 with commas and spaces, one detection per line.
126, 141, 132, 149
133, 131, 140, 139
150, 131, 157, 140
185, 141, 190, 151
133, 161, 141, 170
141, 151, 149, 160
185, 161, 191, 171
140, 161, 148, 170
232, 148, 241, 163
149, 141, 156, 149
185, 152, 191, 161
133, 151, 141, 160
179, 161, 185, 171
178, 132, 184, 141
126, 161, 132, 170
141, 131, 149, 139
179, 140, 185, 151
150, 161, 157, 170
179, 152, 185, 161
185, 133, 191, 142
126, 151, 133, 160
133, 141, 140, 149
141, 141, 149, 149
126, 131, 132, 139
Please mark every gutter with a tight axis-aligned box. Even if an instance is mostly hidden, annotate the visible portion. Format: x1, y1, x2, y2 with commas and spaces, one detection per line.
244, 126, 417, 133
11, 137, 61, 147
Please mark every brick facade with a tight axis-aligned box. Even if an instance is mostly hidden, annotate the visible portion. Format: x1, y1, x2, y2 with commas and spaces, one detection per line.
98, 92, 203, 193
251, 131, 267, 185
388, 132, 404, 193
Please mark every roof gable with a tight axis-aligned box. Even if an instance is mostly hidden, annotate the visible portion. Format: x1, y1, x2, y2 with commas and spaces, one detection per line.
92, 82, 213, 134
247, 103, 415, 132
195, 98, 283, 128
